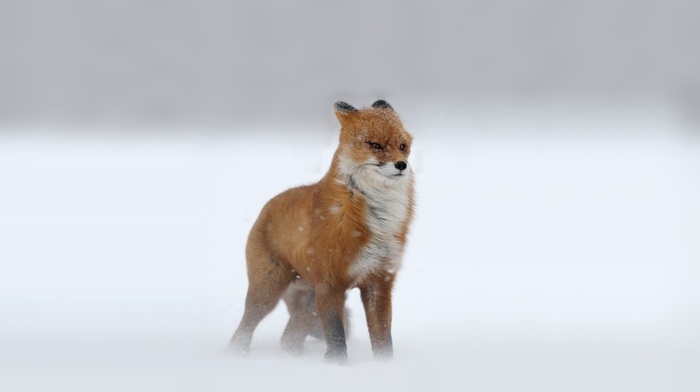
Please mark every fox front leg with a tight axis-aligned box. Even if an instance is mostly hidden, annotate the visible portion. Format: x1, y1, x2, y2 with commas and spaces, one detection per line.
360, 275, 394, 359
314, 282, 348, 363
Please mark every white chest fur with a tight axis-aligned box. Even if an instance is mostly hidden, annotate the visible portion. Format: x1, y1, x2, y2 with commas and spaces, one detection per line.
339, 158, 413, 285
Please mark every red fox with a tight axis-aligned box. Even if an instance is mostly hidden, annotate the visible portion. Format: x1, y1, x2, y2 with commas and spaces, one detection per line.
229, 100, 414, 362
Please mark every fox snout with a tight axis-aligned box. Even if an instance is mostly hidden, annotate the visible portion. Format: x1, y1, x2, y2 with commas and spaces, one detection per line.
383, 159, 409, 178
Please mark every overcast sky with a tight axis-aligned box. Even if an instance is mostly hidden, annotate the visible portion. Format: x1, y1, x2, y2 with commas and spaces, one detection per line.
1, 0, 698, 126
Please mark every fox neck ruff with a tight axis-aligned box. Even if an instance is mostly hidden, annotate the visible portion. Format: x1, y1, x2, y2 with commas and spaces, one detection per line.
334, 153, 413, 285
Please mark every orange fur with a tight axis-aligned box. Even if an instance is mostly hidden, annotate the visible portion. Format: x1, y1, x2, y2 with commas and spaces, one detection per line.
230, 101, 414, 362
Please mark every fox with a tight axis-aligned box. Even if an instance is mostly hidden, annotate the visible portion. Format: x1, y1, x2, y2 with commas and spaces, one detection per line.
229, 100, 414, 362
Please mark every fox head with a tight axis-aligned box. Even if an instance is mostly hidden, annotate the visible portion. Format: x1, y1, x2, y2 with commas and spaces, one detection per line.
333, 100, 414, 192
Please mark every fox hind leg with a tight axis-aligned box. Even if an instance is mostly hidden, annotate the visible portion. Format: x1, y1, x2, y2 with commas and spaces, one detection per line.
229, 254, 292, 356
280, 281, 317, 356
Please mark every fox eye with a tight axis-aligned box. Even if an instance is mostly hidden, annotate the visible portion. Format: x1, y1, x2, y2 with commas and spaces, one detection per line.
399, 143, 406, 150
368, 142, 383, 150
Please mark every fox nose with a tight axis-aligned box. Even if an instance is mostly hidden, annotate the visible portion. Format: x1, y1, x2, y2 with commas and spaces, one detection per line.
394, 161, 407, 171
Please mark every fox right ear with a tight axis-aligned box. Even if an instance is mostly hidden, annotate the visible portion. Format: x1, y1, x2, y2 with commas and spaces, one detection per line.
371, 100, 393, 110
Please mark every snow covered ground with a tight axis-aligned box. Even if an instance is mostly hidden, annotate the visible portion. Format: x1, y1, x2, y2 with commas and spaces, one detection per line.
1, 107, 699, 391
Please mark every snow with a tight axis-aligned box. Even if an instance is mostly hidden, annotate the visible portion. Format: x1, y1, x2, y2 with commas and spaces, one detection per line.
1, 108, 699, 391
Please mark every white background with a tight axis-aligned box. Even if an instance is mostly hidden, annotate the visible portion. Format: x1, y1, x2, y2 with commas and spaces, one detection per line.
1, 103, 699, 391
1, 1, 700, 390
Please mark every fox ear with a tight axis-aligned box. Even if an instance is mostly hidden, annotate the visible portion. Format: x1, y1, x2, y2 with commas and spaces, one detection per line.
371, 100, 392, 110
334, 101, 357, 125
334, 101, 357, 114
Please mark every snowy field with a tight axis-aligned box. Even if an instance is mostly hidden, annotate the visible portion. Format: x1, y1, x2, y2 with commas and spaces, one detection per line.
1, 108, 700, 391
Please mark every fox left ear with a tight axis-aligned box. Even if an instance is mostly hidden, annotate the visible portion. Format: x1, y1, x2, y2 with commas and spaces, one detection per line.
371, 100, 392, 110
334, 101, 357, 114
334, 101, 358, 125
